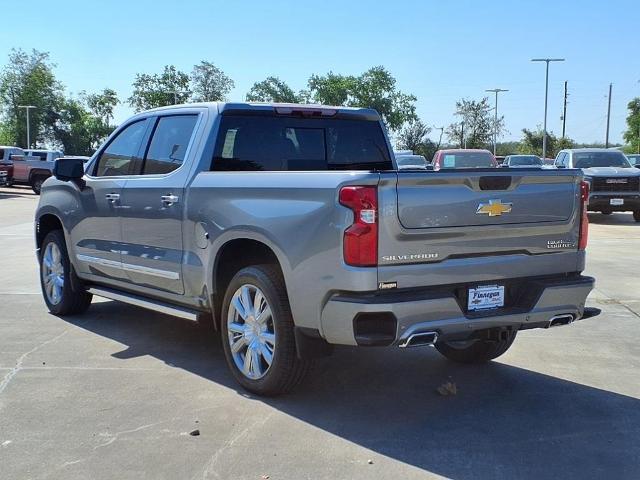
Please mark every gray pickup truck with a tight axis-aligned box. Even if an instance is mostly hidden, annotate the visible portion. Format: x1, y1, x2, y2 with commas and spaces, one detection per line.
35, 102, 597, 395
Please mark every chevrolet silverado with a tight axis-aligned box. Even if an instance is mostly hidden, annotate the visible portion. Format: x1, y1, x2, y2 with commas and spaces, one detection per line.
35, 103, 598, 395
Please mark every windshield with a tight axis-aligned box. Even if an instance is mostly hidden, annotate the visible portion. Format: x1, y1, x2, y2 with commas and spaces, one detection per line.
574, 152, 631, 168
440, 151, 495, 168
509, 155, 542, 166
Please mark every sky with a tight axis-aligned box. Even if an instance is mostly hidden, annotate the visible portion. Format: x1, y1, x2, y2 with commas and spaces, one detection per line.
1, 0, 639, 145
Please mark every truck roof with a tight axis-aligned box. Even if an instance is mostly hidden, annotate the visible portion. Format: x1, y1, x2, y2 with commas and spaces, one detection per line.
143, 102, 381, 121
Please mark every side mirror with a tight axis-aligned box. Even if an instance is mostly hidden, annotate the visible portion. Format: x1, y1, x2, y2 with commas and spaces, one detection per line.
556, 164, 566, 169
424, 164, 434, 171
54, 157, 85, 182
634, 164, 640, 169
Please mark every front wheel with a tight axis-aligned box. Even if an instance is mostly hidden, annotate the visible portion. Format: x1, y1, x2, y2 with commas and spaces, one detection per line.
220, 265, 310, 396
436, 331, 517, 364
634, 210, 640, 222
39, 230, 92, 315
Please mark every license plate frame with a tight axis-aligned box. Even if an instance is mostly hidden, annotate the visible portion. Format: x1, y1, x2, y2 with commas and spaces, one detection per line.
610, 198, 624, 206
467, 285, 505, 311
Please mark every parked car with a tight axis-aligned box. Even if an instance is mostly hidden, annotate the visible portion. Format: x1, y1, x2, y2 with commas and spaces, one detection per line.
24, 149, 63, 162
395, 154, 429, 169
502, 154, 543, 168
495, 155, 506, 165
626, 154, 640, 167
36, 102, 597, 396
10, 154, 56, 194
555, 148, 640, 221
432, 149, 497, 170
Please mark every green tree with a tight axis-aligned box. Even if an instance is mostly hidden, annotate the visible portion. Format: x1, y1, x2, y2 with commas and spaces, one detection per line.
84, 88, 119, 123
518, 127, 574, 157
307, 66, 417, 131
191, 61, 234, 102
446, 98, 503, 149
128, 65, 191, 112
0, 48, 64, 147
53, 95, 116, 155
396, 120, 436, 159
623, 97, 640, 154
246, 76, 303, 103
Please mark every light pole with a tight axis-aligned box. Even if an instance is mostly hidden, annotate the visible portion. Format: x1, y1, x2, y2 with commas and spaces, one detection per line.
531, 58, 565, 160
485, 88, 508, 155
18, 105, 37, 148
166, 90, 188, 105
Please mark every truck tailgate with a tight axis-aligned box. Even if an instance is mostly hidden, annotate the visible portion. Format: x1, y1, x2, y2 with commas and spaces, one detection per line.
377, 169, 584, 288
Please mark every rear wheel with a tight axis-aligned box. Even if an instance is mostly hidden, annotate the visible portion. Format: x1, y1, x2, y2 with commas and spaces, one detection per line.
39, 230, 92, 315
634, 210, 640, 222
31, 175, 47, 195
436, 331, 517, 364
220, 265, 310, 396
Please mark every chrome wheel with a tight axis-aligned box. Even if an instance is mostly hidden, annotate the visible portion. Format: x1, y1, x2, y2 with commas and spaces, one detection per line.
227, 284, 275, 380
42, 242, 64, 305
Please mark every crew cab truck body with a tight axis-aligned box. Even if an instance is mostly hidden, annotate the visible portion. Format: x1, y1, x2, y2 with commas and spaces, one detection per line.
35, 103, 597, 395
555, 148, 640, 221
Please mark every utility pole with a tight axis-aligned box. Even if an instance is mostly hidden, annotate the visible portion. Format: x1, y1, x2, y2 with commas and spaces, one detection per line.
562, 81, 568, 138
485, 88, 509, 155
434, 126, 444, 149
532, 58, 565, 160
605, 83, 612, 148
18, 105, 37, 148
460, 121, 465, 148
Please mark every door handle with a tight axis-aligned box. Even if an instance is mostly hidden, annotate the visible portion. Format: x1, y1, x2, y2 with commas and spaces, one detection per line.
105, 193, 120, 203
161, 194, 179, 206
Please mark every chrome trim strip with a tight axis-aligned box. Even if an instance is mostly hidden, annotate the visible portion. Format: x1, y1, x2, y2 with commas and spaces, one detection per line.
77, 254, 180, 280
87, 287, 199, 321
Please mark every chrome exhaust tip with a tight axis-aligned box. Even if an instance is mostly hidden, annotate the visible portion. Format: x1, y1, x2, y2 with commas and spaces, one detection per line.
548, 314, 575, 328
399, 331, 438, 348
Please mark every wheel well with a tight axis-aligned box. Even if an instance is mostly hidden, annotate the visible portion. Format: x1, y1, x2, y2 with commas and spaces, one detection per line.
36, 214, 63, 250
213, 239, 282, 326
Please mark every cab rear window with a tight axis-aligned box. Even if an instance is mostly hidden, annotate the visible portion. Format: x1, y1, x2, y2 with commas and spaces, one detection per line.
212, 115, 392, 171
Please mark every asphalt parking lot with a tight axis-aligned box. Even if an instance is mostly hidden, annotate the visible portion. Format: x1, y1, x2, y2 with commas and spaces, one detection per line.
1, 185, 639, 480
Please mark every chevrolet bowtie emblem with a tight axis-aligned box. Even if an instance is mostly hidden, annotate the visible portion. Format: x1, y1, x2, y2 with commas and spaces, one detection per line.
476, 199, 512, 217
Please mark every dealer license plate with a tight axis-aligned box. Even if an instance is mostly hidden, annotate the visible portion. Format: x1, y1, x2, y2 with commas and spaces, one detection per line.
468, 285, 505, 311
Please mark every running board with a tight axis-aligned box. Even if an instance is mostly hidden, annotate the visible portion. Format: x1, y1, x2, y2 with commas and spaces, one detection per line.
87, 286, 200, 321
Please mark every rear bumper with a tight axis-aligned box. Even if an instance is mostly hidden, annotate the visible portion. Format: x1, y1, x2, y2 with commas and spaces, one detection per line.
588, 193, 640, 211
320, 274, 595, 346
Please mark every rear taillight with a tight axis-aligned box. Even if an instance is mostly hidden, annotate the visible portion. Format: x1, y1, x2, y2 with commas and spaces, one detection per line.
579, 180, 589, 250
339, 186, 378, 267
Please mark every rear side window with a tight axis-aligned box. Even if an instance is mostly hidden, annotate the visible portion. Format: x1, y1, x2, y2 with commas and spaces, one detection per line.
212, 115, 391, 171
95, 120, 148, 176
143, 115, 198, 174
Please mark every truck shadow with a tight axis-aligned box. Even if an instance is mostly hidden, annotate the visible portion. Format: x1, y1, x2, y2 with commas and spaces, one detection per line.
65, 300, 640, 479
588, 212, 639, 225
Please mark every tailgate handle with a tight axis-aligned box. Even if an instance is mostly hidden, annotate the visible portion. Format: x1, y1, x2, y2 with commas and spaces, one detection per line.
479, 176, 512, 190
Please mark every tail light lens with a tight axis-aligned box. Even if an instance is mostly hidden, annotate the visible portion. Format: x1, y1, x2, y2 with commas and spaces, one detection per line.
579, 180, 589, 250
339, 186, 378, 266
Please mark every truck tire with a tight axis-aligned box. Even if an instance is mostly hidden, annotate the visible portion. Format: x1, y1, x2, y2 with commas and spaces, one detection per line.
220, 264, 310, 396
39, 230, 92, 316
435, 331, 517, 364
634, 210, 640, 222
31, 175, 47, 195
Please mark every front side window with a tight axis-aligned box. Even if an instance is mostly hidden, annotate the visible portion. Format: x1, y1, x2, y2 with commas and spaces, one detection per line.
142, 115, 198, 175
212, 115, 391, 171
95, 120, 148, 177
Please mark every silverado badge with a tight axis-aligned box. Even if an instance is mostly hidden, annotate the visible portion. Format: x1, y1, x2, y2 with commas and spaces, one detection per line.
476, 199, 512, 217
